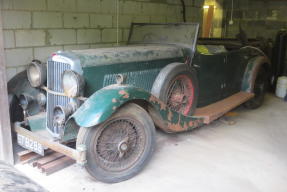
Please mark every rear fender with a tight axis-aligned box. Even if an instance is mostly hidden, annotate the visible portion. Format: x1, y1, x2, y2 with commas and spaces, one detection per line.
70, 85, 205, 132
241, 56, 270, 93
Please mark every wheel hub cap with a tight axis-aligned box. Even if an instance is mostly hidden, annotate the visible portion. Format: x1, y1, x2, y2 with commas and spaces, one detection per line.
118, 139, 128, 152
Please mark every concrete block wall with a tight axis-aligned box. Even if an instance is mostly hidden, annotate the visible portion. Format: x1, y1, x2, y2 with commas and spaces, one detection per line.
223, 0, 287, 39
1, 0, 204, 81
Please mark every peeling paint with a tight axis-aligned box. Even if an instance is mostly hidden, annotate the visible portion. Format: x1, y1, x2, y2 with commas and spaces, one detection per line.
167, 110, 173, 121
119, 90, 129, 99
149, 95, 166, 110
72, 85, 205, 133
188, 121, 194, 127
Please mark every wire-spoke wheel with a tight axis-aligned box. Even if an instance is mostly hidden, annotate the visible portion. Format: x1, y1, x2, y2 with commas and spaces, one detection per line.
95, 117, 146, 172
166, 74, 195, 115
77, 103, 155, 183
151, 63, 198, 116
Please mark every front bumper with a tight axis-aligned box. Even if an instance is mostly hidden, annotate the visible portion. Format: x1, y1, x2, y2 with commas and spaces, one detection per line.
14, 122, 86, 165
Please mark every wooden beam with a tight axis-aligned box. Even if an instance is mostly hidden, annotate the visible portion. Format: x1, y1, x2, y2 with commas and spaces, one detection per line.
0, 8, 14, 164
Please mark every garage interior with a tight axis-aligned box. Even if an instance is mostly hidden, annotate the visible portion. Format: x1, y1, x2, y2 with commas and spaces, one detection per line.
0, 0, 287, 191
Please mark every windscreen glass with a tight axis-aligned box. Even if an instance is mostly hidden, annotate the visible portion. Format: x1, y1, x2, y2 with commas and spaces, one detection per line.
128, 23, 199, 51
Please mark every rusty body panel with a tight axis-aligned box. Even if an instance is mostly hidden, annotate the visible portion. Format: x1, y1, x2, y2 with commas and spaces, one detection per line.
10, 23, 271, 175
70, 85, 206, 133
71, 85, 254, 133
13, 86, 255, 165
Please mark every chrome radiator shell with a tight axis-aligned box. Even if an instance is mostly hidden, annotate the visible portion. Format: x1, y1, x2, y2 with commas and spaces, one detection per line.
46, 61, 71, 135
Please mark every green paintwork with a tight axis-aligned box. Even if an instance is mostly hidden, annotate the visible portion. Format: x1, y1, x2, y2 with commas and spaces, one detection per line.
13, 23, 270, 143
72, 45, 184, 67
62, 118, 78, 142
194, 48, 265, 107
27, 113, 46, 132
194, 52, 226, 107
71, 85, 205, 132
71, 46, 264, 109
224, 50, 246, 97
72, 85, 151, 128
14, 45, 269, 142
241, 55, 269, 92
82, 57, 184, 96
61, 50, 268, 140
7, 71, 42, 116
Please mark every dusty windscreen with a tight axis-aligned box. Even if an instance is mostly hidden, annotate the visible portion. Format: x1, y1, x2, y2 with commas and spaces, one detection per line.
128, 23, 199, 51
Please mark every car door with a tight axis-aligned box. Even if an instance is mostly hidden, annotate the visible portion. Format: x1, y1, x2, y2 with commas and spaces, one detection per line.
196, 53, 226, 107
223, 50, 246, 98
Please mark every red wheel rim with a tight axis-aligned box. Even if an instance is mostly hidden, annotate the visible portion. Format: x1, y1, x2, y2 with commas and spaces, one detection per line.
166, 74, 194, 115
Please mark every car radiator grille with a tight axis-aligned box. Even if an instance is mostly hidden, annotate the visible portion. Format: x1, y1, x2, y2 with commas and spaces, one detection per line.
47, 61, 71, 135
103, 68, 161, 92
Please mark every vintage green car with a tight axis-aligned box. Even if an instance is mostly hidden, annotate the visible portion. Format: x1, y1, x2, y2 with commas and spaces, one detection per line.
8, 23, 270, 183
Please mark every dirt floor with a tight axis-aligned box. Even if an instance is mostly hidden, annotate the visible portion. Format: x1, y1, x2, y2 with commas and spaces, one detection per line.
15, 94, 287, 192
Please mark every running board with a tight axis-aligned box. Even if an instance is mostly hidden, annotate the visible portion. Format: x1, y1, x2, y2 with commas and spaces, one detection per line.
194, 92, 254, 124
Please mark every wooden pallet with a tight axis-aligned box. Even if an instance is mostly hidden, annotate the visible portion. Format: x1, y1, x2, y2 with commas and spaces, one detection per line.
18, 150, 75, 175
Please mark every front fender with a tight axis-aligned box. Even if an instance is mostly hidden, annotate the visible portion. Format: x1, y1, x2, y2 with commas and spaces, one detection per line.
71, 85, 153, 128
241, 56, 270, 93
71, 84, 205, 133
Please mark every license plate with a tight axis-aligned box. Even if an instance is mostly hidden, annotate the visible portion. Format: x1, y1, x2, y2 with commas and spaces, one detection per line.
17, 134, 44, 156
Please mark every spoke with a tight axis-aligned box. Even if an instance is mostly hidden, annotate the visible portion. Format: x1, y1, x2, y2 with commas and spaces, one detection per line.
166, 75, 193, 115
94, 118, 145, 172
167, 81, 177, 101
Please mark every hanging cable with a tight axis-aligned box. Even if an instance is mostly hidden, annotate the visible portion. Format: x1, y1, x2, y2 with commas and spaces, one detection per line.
180, 0, 186, 22
229, 0, 234, 25
116, 0, 119, 45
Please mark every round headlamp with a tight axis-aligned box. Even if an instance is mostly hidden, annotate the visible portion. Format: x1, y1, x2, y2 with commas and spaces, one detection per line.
62, 70, 84, 98
53, 104, 75, 131
53, 106, 70, 127
36, 92, 46, 107
19, 94, 33, 110
27, 60, 46, 88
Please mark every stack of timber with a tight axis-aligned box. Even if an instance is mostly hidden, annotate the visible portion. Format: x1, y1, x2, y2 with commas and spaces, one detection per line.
18, 150, 75, 175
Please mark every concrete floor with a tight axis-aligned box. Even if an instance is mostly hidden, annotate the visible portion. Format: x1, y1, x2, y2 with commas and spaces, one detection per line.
16, 94, 287, 192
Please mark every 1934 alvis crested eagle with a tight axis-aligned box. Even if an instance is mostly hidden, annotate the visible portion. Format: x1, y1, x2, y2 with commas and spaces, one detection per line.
8, 23, 270, 183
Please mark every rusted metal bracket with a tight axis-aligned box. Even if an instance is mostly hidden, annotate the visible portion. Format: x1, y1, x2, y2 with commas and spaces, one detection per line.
14, 122, 86, 165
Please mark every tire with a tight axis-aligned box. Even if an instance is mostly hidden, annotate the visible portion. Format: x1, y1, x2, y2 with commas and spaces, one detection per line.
76, 103, 156, 183
244, 66, 268, 109
151, 63, 199, 116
